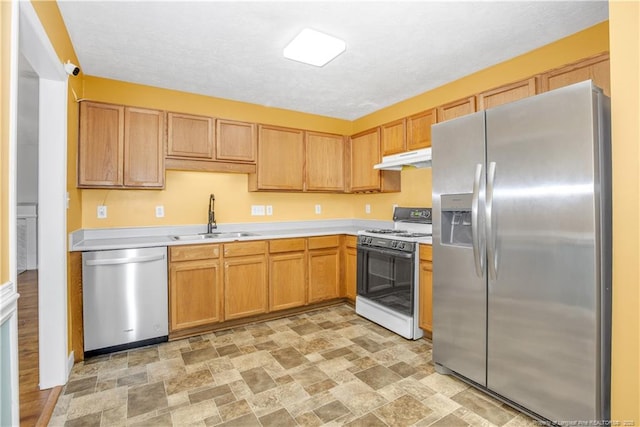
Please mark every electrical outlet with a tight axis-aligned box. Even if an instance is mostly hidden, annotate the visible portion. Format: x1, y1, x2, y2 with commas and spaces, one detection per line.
97, 205, 107, 219
365, 204, 371, 214
266, 205, 273, 216
251, 205, 266, 216
155, 205, 165, 218
315, 204, 322, 214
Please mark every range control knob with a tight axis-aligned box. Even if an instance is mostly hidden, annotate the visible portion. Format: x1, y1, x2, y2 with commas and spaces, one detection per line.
398, 242, 405, 250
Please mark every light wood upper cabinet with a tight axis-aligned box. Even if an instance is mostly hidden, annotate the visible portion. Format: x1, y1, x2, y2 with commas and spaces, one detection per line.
169, 244, 223, 333
249, 125, 304, 191
216, 119, 256, 163
381, 119, 406, 156
79, 102, 165, 189
418, 244, 433, 336
305, 131, 345, 192
477, 77, 538, 111
78, 102, 165, 188
436, 96, 476, 123
78, 102, 124, 187
124, 107, 165, 188
348, 128, 401, 193
541, 53, 610, 97
167, 112, 214, 160
406, 109, 436, 150
269, 238, 307, 312
223, 241, 268, 320
349, 128, 381, 192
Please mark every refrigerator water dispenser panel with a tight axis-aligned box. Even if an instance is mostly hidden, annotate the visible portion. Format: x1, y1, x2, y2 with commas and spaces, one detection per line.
441, 193, 473, 247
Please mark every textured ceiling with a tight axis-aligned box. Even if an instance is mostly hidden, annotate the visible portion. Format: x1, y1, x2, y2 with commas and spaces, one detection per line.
57, 1, 608, 120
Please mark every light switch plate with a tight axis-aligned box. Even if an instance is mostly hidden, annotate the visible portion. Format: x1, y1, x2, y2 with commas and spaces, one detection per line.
251, 205, 266, 216
266, 205, 273, 216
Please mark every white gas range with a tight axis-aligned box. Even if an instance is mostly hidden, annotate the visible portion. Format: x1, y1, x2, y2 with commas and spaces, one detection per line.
355, 207, 432, 340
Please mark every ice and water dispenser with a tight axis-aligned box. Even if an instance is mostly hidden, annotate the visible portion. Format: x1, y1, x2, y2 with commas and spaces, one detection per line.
440, 193, 474, 247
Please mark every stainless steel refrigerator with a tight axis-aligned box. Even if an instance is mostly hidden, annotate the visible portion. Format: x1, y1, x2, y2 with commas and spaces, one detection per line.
431, 81, 611, 423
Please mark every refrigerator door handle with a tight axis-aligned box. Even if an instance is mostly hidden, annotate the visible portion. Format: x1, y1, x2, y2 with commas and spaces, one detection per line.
471, 163, 485, 278
486, 161, 498, 280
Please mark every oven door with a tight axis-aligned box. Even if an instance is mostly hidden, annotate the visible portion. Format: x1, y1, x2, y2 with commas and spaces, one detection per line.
357, 245, 415, 316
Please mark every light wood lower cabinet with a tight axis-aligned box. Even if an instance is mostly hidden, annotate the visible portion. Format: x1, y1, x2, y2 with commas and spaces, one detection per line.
308, 236, 341, 303
269, 238, 307, 311
419, 244, 433, 336
223, 241, 268, 320
169, 244, 223, 332
342, 235, 357, 302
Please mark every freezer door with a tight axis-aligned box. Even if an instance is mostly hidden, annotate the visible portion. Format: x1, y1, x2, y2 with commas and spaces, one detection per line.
432, 112, 487, 386
485, 81, 609, 421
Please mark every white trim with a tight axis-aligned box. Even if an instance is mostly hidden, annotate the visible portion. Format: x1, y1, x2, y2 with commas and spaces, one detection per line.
18, 1, 69, 389
0, 282, 19, 325
67, 351, 75, 378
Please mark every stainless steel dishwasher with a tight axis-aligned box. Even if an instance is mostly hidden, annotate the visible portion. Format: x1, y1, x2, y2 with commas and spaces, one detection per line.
82, 246, 168, 357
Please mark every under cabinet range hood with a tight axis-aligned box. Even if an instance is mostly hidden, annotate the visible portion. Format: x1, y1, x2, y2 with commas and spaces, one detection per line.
373, 148, 432, 170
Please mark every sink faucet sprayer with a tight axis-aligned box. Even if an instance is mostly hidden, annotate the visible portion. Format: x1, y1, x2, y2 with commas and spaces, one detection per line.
207, 194, 217, 233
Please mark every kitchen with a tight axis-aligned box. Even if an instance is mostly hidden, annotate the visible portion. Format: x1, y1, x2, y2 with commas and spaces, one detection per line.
1, 1, 639, 426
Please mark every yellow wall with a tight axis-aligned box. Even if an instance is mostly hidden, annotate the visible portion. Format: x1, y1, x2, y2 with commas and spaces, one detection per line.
609, 1, 640, 422
0, 0, 11, 284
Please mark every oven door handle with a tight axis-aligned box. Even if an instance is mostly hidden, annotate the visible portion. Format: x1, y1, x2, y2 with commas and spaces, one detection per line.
358, 247, 414, 259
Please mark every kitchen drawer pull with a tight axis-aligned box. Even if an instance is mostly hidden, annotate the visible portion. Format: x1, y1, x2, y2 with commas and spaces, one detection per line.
85, 253, 165, 266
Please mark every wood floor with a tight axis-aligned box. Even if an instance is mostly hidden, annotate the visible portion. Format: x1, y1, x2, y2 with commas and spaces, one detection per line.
17, 270, 61, 427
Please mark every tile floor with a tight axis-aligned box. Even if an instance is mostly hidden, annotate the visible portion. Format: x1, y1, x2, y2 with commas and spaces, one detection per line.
49, 304, 537, 426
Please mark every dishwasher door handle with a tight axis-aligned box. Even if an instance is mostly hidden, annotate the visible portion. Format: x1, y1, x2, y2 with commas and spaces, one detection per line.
85, 253, 165, 267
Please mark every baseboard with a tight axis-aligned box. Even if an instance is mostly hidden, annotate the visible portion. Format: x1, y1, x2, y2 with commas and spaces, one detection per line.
66, 351, 74, 379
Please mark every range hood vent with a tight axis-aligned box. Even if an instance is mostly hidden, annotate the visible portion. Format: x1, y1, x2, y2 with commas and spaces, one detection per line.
373, 148, 432, 170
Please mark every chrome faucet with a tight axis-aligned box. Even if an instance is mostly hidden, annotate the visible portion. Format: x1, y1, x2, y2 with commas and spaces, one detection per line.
207, 194, 217, 233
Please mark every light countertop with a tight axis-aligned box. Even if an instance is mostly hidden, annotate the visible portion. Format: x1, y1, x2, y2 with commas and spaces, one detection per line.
69, 219, 435, 252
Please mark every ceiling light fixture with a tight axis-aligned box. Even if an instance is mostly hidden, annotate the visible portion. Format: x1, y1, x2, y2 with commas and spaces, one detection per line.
283, 28, 346, 67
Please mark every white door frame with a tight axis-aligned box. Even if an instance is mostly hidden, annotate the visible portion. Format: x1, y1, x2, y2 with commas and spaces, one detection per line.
17, 0, 70, 388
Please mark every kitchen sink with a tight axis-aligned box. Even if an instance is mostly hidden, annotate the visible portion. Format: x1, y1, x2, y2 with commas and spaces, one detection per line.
170, 232, 259, 241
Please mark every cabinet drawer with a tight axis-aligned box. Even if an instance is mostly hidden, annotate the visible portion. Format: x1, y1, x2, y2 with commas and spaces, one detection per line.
420, 244, 432, 262
223, 240, 267, 257
308, 235, 340, 250
170, 244, 219, 262
269, 238, 306, 253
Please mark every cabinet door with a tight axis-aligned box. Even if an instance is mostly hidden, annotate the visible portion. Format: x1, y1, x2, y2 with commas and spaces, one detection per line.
436, 96, 476, 123
216, 119, 256, 163
224, 255, 268, 320
167, 112, 214, 160
344, 245, 357, 302
270, 252, 307, 311
419, 245, 433, 335
308, 248, 340, 303
381, 119, 406, 156
406, 109, 435, 150
78, 102, 124, 187
124, 107, 165, 188
253, 125, 304, 190
169, 259, 223, 331
541, 53, 610, 97
349, 128, 381, 192
305, 131, 345, 191
477, 77, 538, 110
